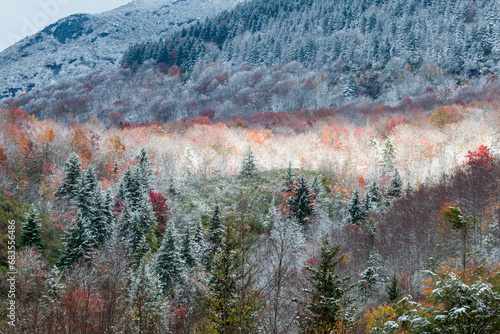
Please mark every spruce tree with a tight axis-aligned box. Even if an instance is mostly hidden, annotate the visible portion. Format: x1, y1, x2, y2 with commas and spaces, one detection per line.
58, 211, 93, 268
54, 153, 82, 200
208, 205, 225, 262
207, 228, 240, 333
156, 223, 184, 292
296, 239, 357, 333
385, 274, 402, 304
348, 190, 366, 225
387, 169, 403, 199
380, 138, 396, 177
287, 175, 316, 226
181, 226, 196, 268
367, 180, 383, 209
240, 146, 258, 178
191, 220, 207, 264
20, 205, 43, 248
76, 166, 99, 218
43, 266, 65, 304
135, 148, 153, 192
283, 162, 295, 193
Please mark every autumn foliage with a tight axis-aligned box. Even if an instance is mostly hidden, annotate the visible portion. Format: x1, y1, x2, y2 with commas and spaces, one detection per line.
465, 144, 495, 169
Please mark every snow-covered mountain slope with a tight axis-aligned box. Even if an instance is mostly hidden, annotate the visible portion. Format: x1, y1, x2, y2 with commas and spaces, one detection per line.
0, 0, 242, 98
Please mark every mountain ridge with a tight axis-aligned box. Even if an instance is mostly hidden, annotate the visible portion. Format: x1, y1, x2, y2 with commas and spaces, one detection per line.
0, 0, 243, 98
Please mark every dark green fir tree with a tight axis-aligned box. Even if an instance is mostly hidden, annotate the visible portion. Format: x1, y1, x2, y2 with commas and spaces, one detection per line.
20, 205, 43, 248
54, 153, 82, 201
240, 146, 258, 178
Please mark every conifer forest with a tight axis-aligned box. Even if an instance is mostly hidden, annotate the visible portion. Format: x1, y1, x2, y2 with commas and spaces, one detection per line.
0, 0, 500, 333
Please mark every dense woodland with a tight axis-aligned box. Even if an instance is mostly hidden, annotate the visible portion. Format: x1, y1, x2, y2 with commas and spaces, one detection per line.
1, 0, 500, 333
0, 96, 499, 332
6, 0, 500, 124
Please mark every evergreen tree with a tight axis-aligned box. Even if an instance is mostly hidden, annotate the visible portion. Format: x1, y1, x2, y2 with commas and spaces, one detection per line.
126, 199, 157, 266
296, 239, 358, 333
181, 227, 195, 268
386, 169, 403, 199
76, 165, 99, 218
359, 266, 379, 303
385, 274, 402, 304
130, 254, 169, 332
348, 190, 366, 225
287, 175, 316, 226
206, 227, 240, 333
191, 220, 207, 264
283, 162, 295, 193
380, 138, 396, 178
54, 153, 82, 200
367, 180, 383, 209
208, 205, 225, 263
240, 146, 258, 178
135, 148, 153, 192
58, 211, 93, 268
20, 205, 43, 248
156, 222, 184, 292
42, 265, 65, 304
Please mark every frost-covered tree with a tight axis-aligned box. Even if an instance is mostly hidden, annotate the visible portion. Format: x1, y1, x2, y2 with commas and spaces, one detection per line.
43, 265, 65, 304
20, 205, 43, 248
380, 138, 396, 178
377, 272, 500, 334
287, 175, 316, 226
130, 254, 170, 332
385, 274, 402, 304
54, 153, 82, 200
348, 190, 366, 225
156, 222, 184, 292
367, 180, 383, 209
58, 211, 93, 268
207, 205, 225, 263
386, 169, 403, 199
296, 239, 358, 333
135, 148, 153, 192
240, 146, 258, 178
283, 162, 295, 193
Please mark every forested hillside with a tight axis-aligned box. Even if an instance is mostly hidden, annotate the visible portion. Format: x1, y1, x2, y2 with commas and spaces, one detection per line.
6, 0, 500, 123
1, 0, 500, 333
0, 97, 499, 332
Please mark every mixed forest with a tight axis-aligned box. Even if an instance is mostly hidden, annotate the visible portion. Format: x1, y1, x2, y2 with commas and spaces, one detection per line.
1, 0, 500, 333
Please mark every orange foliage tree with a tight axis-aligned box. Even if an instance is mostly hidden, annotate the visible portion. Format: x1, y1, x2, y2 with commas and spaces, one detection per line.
321, 125, 349, 150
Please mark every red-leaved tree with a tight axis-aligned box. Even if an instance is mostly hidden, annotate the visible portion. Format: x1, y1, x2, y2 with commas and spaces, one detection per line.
465, 145, 495, 169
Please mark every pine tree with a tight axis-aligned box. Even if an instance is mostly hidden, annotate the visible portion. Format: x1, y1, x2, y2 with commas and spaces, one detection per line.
130, 254, 169, 332
208, 205, 225, 263
380, 138, 396, 178
386, 169, 403, 199
191, 220, 207, 264
367, 181, 383, 209
156, 222, 184, 292
43, 265, 65, 304
359, 266, 378, 303
20, 205, 43, 248
58, 211, 93, 268
207, 227, 240, 333
296, 239, 358, 333
240, 146, 258, 178
385, 274, 402, 304
126, 199, 157, 266
54, 153, 82, 200
348, 190, 366, 225
181, 226, 196, 268
135, 148, 153, 192
283, 162, 295, 193
76, 166, 99, 218
287, 175, 316, 226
